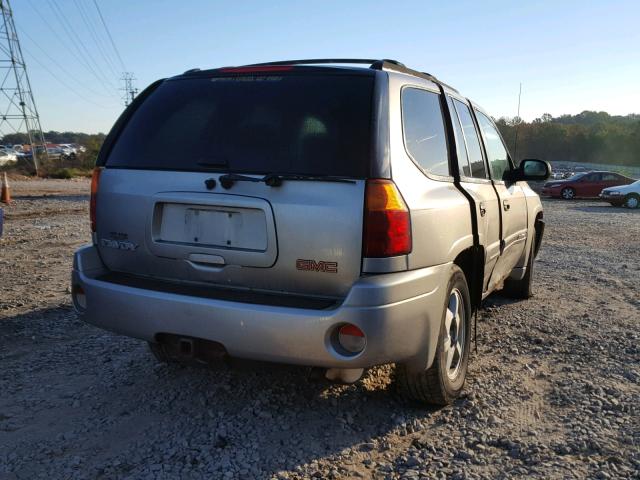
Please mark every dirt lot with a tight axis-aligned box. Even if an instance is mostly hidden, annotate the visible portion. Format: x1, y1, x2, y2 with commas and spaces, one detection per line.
1, 178, 639, 479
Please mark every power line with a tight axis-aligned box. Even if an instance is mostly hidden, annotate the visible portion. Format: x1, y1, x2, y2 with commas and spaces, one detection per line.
24, 0, 117, 97
19, 27, 118, 100
21, 44, 113, 108
46, 0, 117, 90
72, 0, 120, 79
92, 0, 126, 72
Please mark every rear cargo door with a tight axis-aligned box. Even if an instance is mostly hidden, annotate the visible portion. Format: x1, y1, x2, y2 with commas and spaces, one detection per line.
96, 70, 375, 298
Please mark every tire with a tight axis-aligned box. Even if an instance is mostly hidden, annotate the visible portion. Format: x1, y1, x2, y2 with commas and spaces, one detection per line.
503, 235, 536, 299
624, 193, 639, 209
561, 187, 575, 200
396, 266, 472, 406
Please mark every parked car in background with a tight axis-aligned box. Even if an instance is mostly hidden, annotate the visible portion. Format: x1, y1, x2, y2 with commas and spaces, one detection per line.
0, 150, 17, 165
542, 171, 635, 199
46, 147, 64, 160
600, 180, 640, 209
58, 144, 77, 159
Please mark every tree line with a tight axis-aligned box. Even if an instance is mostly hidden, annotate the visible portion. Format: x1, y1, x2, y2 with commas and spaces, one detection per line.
495, 111, 640, 167
2, 111, 639, 176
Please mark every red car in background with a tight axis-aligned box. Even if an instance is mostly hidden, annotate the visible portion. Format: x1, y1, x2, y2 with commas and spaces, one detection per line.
541, 171, 635, 199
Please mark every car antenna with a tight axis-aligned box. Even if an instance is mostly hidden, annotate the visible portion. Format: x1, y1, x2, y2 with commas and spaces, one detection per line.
513, 82, 522, 162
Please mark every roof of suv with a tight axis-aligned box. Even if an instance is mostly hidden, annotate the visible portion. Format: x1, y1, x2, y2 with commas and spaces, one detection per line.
180, 58, 460, 93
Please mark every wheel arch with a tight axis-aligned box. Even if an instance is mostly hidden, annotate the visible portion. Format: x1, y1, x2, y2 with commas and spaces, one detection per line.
453, 246, 484, 314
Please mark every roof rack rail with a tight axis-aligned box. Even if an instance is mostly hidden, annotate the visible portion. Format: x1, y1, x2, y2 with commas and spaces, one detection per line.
373, 62, 459, 93
241, 58, 458, 93
245, 58, 405, 67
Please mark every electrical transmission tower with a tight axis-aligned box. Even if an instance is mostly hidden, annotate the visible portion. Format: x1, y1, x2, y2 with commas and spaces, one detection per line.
0, 0, 46, 175
120, 72, 138, 107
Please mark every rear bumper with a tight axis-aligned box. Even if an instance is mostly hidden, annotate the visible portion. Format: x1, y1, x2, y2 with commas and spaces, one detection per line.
72, 245, 450, 370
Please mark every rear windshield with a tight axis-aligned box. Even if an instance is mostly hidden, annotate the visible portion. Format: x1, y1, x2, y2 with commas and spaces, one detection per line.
105, 73, 374, 177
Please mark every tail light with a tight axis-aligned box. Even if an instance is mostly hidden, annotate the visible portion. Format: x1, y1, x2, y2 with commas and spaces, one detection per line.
90, 167, 101, 233
363, 179, 411, 257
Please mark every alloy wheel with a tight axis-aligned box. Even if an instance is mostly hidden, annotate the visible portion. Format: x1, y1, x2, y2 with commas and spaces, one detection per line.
444, 288, 466, 380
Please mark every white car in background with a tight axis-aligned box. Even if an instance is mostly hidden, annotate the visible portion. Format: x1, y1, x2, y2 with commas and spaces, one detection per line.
0, 149, 17, 165
600, 180, 640, 209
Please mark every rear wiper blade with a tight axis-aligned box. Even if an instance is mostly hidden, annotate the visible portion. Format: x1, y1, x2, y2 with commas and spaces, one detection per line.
219, 172, 356, 189
219, 173, 263, 189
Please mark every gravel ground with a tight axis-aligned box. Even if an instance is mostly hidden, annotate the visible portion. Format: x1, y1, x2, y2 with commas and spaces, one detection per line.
1, 178, 639, 479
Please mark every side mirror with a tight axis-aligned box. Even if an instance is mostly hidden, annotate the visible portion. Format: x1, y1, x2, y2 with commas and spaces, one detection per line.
506, 159, 551, 182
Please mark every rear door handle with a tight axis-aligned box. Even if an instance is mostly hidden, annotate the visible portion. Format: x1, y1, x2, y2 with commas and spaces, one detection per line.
479, 202, 486, 217
503, 200, 511, 211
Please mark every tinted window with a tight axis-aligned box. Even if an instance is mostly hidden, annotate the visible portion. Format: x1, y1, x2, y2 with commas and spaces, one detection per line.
584, 173, 602, 182
446, 96, 471, 177
453, 99, 486, 179
476, 111, 510, 181
106, 74, 374, 177
401, 88, 449, 176
602, 173, 618, 181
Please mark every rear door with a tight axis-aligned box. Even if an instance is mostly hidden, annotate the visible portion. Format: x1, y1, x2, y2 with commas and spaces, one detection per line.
96, 70, 377, 298
474, 109, 528, 290
579, 172, 604, 197
447, 97, 501, 291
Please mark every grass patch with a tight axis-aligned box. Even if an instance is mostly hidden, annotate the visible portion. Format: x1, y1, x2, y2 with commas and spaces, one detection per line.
50, 168, 93, 179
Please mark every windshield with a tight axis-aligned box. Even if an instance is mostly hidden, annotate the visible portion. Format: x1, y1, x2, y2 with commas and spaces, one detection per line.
106, 73, 375, 177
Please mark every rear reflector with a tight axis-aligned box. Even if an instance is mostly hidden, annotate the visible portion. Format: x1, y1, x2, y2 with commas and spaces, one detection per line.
363, 179, 412, 257
338, 324, 366, 354
90, 167, 101, 233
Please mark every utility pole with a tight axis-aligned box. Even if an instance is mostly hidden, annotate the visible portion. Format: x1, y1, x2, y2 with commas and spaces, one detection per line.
0, 0, 47, 175
513, 82, 522, 162
120, 72, 138, 107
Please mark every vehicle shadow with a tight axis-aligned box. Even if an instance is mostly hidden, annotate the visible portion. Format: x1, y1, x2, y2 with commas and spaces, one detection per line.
2, 306, 467, 478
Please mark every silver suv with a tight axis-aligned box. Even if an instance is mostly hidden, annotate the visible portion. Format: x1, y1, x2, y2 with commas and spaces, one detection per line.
72, 59, 550, 405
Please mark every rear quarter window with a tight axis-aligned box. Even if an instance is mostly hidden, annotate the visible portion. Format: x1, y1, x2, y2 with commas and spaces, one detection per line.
401, 87, 450, 177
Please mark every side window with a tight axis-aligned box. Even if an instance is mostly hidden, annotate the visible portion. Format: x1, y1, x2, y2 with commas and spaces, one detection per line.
602, 173, 617, 181
446, 96, 471, 177
401, 87, 450, 176
475, 111, 510, 181
453, 99, 486, 179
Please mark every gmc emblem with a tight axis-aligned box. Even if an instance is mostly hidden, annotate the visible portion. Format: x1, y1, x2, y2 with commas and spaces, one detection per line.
296, 259, 338, 273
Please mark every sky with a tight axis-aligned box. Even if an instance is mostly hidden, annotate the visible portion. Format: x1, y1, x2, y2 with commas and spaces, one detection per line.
10, 0, 640, 134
